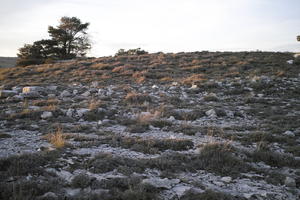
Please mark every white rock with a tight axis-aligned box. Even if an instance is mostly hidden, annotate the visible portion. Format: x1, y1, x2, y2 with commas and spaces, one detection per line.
46, 85, 58, 90
257, 94, 264, 98
142, 178, 180, 189
39, 192, 58, 199
172, 82, 179, 86
12, 87, 22, 93
48, 94, 56, 98
76, 109, 90, 117
283, 130, 295, 137
73, 89, 78, 95
60, 90, 71, 97
168, 116, 175, 121
0, 90, 18, 98
91, 81, 99, 88
81, 91, 90, 97
21, 91, 40, 98
65, 188, 81, 196
221, 176, 232, 183
286, 60, 294, 64
66, 108, 74, 118
152, 85, 159, 89
29, 106, 40, 111
41, 111, 53, 119
190, 84, 198, 89
172, 185, 191, 197
284, 177, 296, 187
205, 109, 217, 118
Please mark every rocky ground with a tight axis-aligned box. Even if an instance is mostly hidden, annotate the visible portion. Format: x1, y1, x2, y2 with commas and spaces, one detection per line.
0, 51, 299, 200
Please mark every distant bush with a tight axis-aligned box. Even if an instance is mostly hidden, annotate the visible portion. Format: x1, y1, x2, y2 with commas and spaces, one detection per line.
115, 48, 148, 56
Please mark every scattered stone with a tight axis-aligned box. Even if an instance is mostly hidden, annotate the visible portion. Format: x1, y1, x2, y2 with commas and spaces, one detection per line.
66, 108, 75, 118
152, 84, 159, 89
46, 85, 58, 91
81, 91, 91, 97
221, 176, 232, 183
38, 192, 58, 200
205, 109, 217, 118
172, 185, 191, 197
168, 116, 176, 121
76, 109, 90, 118
190, 84, 198, 89
0, 90, 18, 98
142, 178, 180, 189
286, 60, 294, 65
60, 90, 71, 97
41, 111, 53, 119
283, 130, 295, 137
21, 91, 41, 98
284, 177, 296, 187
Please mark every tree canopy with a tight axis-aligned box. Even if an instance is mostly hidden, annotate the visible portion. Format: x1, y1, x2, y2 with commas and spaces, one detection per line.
297, 35, 300, 42
17, 16, 91, 66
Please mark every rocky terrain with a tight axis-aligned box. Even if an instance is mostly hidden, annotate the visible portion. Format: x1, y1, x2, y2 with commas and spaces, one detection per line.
0, 51, 299, 200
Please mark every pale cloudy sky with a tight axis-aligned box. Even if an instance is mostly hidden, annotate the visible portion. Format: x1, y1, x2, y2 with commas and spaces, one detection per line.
0, 0, 299, 57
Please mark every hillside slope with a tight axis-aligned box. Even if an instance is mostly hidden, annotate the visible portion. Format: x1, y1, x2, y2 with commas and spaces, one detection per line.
0, 51, 299, 199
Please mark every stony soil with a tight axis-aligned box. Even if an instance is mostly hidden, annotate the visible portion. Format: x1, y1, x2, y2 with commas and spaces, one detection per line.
0, 51, 299, 200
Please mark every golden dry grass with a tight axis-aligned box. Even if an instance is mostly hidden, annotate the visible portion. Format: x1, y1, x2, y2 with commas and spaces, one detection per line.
43, 127, 66, 148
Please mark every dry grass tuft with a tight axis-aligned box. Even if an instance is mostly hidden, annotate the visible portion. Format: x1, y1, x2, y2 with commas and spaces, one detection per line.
125, 92, 151, 104
43, 127, 66, 148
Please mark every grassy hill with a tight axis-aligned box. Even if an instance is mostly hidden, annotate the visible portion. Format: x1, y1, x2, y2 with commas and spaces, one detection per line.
0, 51, 297, 86
0, 51, 299, 199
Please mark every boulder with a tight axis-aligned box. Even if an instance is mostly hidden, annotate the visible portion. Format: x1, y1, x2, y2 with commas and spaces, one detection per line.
41, 111, 53, 119
21, 91, 41, 99
81, 91, 91, 97
221, 176, 232, 183
205, 109, 217, 118
76, 109, 90, 118
172, 185, 191, 197
283, 130, 295, 137
284, 177, 296, 187
66, 108, 75, 118
0, 90, 18, 98
60, 90, 72, 98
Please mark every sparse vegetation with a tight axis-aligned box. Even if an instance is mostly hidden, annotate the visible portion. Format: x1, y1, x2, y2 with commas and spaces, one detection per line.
43, 127, 66, 148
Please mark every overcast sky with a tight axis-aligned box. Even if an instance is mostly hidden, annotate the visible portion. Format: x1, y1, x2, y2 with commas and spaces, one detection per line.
0, 0, 299, 57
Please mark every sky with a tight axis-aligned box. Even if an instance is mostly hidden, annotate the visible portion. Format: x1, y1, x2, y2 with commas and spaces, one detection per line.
0, 0, 299, 57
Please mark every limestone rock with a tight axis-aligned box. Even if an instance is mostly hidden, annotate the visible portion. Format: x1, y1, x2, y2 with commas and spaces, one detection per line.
60, 90, 71, 97
221, 176, 232, 183
38, 192, 58, 200
81, 91, 91, 97
205, 109, 217, 118
0, 90, 18, 98
21, 91, 40, 98
41, 111, 53, 119
76, 109, 90, 118
172, 185, 192, 197
284, 177, 296, 187
142, 178, 180, 189
283, 130, 295, 137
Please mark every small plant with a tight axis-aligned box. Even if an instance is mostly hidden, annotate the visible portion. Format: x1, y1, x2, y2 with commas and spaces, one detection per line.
44, 127, 66, 148
125, 92, 151, 104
